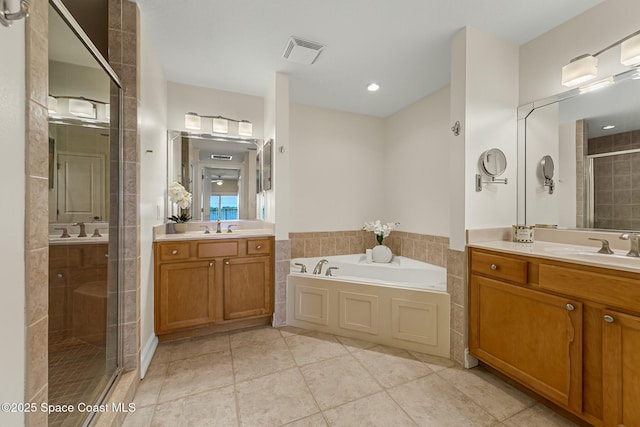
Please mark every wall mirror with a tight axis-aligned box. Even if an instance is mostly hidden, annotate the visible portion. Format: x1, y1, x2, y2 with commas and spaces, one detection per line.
519, 68, 640, 230
167, 131, 262, 220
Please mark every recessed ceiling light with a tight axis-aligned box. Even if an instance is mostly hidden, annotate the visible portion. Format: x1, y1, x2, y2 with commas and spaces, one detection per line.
367, 83, 380, 92
602, 125, 616, 130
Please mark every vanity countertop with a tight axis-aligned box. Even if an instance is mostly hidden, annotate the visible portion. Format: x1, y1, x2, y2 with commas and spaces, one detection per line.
154, 229, 274, 242
468, 240, 640, 274
48, 235, 109, 246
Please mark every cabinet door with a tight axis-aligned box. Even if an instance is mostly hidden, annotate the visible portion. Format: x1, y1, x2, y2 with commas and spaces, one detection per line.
602, 309, 640, 427
223, 256, 272, 320
469, 275, 583, 412
157, 260, 215, 334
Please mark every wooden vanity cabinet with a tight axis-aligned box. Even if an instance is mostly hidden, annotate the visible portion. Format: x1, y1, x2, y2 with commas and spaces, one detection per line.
469, 247, 640, 427
469, 254, 583, 413
154, 236, 275, 340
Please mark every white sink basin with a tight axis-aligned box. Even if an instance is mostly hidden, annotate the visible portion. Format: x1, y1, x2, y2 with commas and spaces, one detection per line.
541, 245, 639, 269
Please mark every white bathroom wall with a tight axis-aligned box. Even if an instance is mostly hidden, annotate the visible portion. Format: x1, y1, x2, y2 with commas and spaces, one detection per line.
139, 26, 168, 376
520, 0, 640, 104
166, 82, 264, 137
289, 103, 386, 232
0, 20, 26, 427
524, 102, 560, 225
464, 28, 520, 236
384, 86, 451, 236
449, 29, 468, 251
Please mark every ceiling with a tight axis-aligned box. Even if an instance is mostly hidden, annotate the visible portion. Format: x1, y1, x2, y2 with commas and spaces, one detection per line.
135, 0, 604, 117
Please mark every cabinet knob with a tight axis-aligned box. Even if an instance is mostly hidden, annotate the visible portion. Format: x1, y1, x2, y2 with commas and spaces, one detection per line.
224, 261, 230, 265
171, 250, 178, 255
490, 264, 497, 270
565, 303, 575, 311
256, 245, 262, 249
603, 314, 615, 323
209, 262, 213, 267
57, 273, 64, 279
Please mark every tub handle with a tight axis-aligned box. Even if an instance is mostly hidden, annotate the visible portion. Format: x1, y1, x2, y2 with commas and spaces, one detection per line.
325, 267, 339, 277
294, 263, 307, 273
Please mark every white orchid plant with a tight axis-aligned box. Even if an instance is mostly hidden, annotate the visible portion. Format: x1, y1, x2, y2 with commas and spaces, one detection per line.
363, 220, 400, 245
167, 181, 193, 223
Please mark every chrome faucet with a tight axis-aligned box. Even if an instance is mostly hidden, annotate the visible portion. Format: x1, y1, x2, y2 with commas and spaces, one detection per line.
325, 267, 339, 277
294, 263, 307, 273
227, 224, 237, 233
312, 259, 329, 275
216, 220, 222, 233
619, 233, 640, 257
73, 222, 87, 237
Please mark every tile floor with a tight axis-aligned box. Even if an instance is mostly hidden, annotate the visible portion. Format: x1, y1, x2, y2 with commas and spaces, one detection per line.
123, 326, 577, 427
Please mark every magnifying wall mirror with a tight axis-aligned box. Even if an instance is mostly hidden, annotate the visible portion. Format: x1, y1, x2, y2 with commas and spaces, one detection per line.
481, 148, 508, 176
541, 155, 555, 195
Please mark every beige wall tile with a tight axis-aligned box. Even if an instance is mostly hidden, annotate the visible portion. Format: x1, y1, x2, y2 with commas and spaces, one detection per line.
26, 317, 47, 400
26, 247, 48, 325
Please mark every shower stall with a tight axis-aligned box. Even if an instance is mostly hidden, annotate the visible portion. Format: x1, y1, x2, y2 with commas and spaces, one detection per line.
47, 1, 123, 425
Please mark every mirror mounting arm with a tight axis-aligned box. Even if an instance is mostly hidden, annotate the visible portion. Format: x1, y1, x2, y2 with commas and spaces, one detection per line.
475, 174, 508, 192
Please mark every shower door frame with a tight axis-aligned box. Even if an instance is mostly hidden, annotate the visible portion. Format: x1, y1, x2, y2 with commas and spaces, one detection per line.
49, 1, 125, 425
585, 148, 640, 229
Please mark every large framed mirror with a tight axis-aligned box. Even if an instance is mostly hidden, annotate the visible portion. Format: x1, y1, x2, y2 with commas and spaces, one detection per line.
519, 68, 640, 231
167, 131, 262, 220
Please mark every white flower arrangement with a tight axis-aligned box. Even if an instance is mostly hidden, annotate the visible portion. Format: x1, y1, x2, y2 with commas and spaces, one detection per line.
168, 181, 192, 223
363, 220, 399, 245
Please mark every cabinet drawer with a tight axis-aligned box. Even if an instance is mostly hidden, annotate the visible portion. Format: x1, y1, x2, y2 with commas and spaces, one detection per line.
539, 264, 640, 313
159, 242, 191, 261
470, 250, 528, 284
247, 238, 271, 255
198, 241, 238, 258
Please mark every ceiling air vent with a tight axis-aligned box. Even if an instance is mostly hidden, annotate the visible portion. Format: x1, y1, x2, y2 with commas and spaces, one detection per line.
283, 37, 325, 65
211, 154, 233, 161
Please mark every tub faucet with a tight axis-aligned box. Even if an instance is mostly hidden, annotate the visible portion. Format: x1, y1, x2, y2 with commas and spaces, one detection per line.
294, 263, 307, 273
216, 220, 222, 233
73, 222, 87, 237
325, 267, 339, 277
619, 233, 640, 257
313, 259, 329, 275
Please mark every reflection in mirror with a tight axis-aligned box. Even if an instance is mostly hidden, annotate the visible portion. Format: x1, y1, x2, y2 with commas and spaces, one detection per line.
521, 69, 640, 230
168, 131, 261, 220
49, 5, 111, 223
541, 155, 555, 195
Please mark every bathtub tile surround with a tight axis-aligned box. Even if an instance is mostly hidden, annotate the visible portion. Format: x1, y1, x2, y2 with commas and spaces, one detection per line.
124, 326, 578, 426
289, 230, 449, 268
274, 239, 291, 326
447, 249, 467, 366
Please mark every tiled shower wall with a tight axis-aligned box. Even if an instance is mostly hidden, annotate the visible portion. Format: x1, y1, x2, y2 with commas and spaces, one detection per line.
588, 129, 640, 230
25, 1, 50, 425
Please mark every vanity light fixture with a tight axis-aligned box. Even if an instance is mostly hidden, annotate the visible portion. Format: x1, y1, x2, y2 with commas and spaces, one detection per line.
578, 77, 613, 94
48, 96, 58, 113
561, 55, 598, 87
185, 112, 201, 130
621, 33, 640, 66
602, 125, 616, 130
183, 112, 253, 137
68, 98, 96, 118
367, 82, 380, 92
212, 117, 228, 134
562, 29, 640, 87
